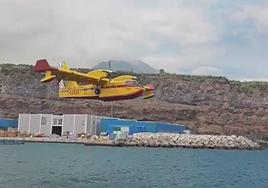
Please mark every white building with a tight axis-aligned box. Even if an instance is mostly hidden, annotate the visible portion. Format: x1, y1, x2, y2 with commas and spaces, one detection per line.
18, 114, 101, 136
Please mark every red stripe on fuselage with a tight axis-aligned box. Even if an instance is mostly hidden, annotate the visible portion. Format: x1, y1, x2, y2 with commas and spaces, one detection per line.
102, 85, 137, 89
100, 89, 144, 101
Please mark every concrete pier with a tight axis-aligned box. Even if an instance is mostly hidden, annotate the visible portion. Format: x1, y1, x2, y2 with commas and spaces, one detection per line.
0, 133, 261, 149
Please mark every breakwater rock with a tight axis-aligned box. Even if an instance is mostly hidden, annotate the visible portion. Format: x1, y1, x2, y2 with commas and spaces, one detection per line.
127, 133, 260, 149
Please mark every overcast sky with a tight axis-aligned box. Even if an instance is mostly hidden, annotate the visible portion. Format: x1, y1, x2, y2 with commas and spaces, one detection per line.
0, 0, 268, 80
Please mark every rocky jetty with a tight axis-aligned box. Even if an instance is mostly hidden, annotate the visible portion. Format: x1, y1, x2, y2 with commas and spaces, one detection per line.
0, 132, 261, 149
127, 133, 260, 150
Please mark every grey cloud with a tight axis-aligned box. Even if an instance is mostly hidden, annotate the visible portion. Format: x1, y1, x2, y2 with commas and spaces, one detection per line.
0, 0, 218, 66
0, 0, 267, 80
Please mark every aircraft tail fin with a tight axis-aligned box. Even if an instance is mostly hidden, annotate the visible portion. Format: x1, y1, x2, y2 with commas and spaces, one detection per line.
34, 59, 58, 83
34, 59, 56, 72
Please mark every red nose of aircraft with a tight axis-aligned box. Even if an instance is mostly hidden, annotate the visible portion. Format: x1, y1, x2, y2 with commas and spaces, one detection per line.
143, 83, 155, 99
146, 83, 155, 90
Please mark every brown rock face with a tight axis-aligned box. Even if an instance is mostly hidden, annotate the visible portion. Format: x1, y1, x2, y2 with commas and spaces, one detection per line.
0, 64, 268, 140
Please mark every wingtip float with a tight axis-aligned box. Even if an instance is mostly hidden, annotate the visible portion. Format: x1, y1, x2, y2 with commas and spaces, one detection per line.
34, 59, 155, 101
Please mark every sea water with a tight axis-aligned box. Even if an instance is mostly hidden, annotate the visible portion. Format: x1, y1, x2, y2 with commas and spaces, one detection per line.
0, 143, 267, 188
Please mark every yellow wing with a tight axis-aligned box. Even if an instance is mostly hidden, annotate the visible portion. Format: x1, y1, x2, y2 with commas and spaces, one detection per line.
110, 75, 137, 84
35, 59, 109, 85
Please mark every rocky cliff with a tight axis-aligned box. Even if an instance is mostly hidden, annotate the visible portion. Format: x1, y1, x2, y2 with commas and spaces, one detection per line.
0, 64, 267, 140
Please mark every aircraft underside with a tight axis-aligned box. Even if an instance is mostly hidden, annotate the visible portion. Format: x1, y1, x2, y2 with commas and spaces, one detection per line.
59, 85, 145, 101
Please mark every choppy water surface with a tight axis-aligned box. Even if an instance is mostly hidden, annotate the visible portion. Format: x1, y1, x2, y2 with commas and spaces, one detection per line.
0, 143, 267, 188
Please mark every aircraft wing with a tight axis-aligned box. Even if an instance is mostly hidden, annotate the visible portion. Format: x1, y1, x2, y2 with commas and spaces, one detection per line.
110, 75, 137, 84
34, 59, 109, 85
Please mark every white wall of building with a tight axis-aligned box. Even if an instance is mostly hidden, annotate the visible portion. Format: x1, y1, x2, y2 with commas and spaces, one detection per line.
18, 114, 101, 136
62, 114, 75, 135
18, 114, 30, 133
73, 114, 87, 135
86, 115, 101, 136
29, 114, 40, 134
39, 114, 53, 136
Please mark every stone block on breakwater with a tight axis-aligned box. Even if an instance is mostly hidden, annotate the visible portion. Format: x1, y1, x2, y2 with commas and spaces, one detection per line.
127, 133, 260, 149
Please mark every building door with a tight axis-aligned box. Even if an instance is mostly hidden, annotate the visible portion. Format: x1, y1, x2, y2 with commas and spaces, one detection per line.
52, 126, 62, 136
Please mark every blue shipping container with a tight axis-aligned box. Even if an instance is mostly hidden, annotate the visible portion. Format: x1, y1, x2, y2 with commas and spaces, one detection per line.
0, 118, 18, 129
100, 117, 188, 135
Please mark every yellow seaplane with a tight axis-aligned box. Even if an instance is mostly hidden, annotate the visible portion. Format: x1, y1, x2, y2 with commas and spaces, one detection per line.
34, 59, 155, 101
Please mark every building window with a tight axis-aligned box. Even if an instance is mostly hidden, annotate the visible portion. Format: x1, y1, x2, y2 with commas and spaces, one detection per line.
41, 117, 47, 125
53, 118, 57, 125
58, 119, 63, 125
81, 120, 85, 127
53, 118, 63, 125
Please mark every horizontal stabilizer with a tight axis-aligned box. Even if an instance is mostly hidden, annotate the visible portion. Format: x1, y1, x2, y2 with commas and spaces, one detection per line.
40, 70, 56, 83
41, 75, 56, 83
